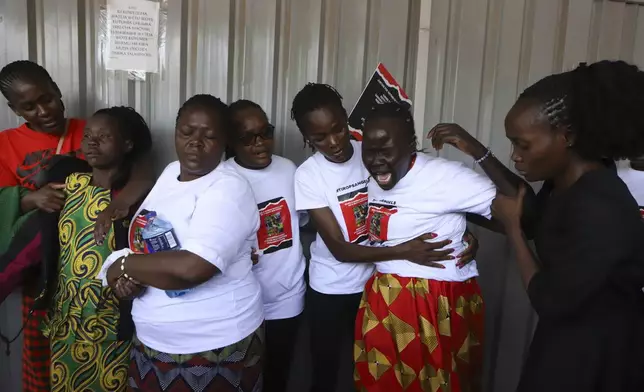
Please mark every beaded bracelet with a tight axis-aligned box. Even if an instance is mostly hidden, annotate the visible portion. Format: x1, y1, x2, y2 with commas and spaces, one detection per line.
119, 254, 133, 281
475, 147, 492, 164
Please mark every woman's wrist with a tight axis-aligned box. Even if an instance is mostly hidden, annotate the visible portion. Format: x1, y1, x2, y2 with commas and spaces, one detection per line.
506, 223, 524, 241
470, 142, 489, 161
20, 192, 36, 212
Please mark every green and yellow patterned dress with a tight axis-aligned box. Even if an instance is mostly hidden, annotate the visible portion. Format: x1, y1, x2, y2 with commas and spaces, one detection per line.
42, 173, 131, 392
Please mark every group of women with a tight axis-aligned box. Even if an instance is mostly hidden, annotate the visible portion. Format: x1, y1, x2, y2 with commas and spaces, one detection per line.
0, 58, 642, 392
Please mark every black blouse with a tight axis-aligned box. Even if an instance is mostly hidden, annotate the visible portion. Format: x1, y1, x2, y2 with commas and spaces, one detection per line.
517, 167, 644, 392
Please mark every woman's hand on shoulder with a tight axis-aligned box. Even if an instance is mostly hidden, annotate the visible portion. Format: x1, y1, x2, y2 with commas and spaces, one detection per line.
428, 123, 488, 160
94, 198, 131, 245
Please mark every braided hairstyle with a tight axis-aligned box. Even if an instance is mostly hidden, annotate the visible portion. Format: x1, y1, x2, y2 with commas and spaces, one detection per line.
92, 106, 152, 188
176, 94, 231, 138
364, 102, 418, 151
290, 83, 347, 147
0, 60, 61, 102
518, 60, 644, 161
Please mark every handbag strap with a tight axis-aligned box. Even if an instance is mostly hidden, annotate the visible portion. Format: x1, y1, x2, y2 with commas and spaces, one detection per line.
55, 120, 70, 155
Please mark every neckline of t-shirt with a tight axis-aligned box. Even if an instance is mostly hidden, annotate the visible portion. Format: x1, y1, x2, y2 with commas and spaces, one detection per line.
171, 161, 225, 186
230, 156, 275, 174
19, 122, 63, 139
547, 166, 617, 200
392, 152, 426, 190
20, 118, 81, 135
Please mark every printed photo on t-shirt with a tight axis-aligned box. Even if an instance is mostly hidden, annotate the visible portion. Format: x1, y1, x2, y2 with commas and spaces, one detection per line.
367, 202, 398, 244
257, 197, 294, 254
129, 210, 151, 253
336, 181, 369, 243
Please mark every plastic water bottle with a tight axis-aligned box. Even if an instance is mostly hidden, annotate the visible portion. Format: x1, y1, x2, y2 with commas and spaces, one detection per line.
140, 211, 190, 298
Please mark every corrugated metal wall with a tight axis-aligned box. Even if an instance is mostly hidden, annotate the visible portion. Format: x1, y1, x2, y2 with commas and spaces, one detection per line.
1, 0, 643, 391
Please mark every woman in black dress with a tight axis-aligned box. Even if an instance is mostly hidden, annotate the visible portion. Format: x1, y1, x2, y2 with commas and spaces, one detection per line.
429, 60, 644, 391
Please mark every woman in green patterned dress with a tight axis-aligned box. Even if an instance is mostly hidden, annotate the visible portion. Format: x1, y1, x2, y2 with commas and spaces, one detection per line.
41, 106, 152, 392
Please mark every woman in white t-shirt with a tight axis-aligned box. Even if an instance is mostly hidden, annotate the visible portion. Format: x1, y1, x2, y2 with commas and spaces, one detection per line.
226, 99, 306, 392
100, 95, 264, 392
290, 84, 480, 392
355, 103, 531, 392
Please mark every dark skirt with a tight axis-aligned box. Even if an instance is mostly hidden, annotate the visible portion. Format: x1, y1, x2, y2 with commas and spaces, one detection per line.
128, 326, 264, 392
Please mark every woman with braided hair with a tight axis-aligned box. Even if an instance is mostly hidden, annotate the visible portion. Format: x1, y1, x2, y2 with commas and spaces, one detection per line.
40, 106, 152, 391
0, 60, 155, 391
429, 61, 644, 391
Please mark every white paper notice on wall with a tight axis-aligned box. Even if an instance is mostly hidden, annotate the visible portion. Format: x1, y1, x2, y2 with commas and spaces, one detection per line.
106, 0, 160, 73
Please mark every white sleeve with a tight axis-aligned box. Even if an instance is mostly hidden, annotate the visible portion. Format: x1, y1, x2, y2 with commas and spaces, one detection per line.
98, 248, 134, 286
294, 165, 328, 211
441, 161, 496, 219
182, 176, 260, 274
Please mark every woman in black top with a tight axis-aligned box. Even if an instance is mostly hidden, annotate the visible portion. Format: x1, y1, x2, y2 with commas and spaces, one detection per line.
429, 60, 644, 391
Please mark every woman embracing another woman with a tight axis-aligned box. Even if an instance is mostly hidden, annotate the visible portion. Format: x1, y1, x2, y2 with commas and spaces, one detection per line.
99, 94, 265, 392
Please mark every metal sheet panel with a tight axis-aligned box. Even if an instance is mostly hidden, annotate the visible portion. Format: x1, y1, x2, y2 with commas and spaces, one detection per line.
1, 1, 643, 391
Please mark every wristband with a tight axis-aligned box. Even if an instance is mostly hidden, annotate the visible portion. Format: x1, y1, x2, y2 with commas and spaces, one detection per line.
475, 147, 492, 164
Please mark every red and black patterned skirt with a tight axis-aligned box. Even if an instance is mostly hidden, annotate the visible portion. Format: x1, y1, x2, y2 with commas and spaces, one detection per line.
22, 293, 50, 392
354, 273, 484, 392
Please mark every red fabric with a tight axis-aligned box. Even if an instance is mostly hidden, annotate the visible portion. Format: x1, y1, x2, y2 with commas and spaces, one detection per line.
0, 119, 86, 189
0, 233, 41, 303
354, 273, 484, 392
22, 295, 49, 392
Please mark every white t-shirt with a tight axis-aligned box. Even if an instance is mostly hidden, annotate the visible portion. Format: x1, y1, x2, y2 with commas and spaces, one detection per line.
368, 153, 495, 281
294, 140, 375, 294
228, 155, 306, 320
130, 160, 264, 354
618, 166, 644, 216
